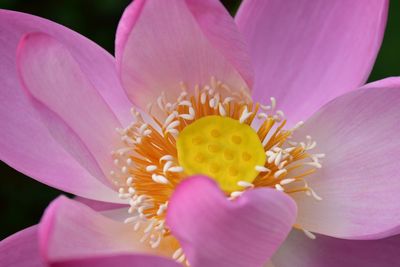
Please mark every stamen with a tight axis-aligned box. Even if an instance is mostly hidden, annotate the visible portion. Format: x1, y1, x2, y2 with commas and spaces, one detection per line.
146, 165, 157, 172
230, 191, 243, 198
237, 181, 254, 188
275, 184, 285, 191
168, 166, 184, 173
280, 178, 296, 185
164, 112, 178, 127
160, 155, 174, 162
255, 165, 270, 172
302, 228, 316, 239
173, 248, 183, 260
239, 106, 252, 123
218, 103, 227, 116
274, 169, 288, 178
163, 161, 173, 174
151, 174, 169, 184
126, 176, 133, 185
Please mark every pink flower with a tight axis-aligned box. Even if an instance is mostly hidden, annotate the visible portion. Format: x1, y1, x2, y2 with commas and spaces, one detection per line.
1, 0, 399, 266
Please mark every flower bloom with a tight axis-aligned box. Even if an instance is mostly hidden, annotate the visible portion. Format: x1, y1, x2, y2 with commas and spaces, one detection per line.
1, 0, 400, 266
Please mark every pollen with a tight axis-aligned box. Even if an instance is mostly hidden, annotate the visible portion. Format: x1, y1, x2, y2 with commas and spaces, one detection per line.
177, 115, 266, 192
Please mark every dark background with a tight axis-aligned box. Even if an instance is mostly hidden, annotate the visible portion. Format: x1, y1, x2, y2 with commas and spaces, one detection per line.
0, 0, 399, 240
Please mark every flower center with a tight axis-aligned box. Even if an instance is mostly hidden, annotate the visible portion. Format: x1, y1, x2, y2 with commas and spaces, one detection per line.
177, 115, 266, 192
111, 77, 324, 261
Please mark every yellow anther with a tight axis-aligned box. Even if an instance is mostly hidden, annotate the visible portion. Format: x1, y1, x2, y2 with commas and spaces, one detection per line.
177, 116, 266, 192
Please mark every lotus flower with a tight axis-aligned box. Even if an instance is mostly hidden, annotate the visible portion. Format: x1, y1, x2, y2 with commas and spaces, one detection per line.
1, 1, 399, 266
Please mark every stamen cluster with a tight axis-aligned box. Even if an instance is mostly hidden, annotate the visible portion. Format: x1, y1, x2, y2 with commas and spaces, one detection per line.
110, 77, 324, 261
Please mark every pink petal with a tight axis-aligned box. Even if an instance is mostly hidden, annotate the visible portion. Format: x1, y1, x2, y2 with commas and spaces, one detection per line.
39, 196, 176, 263
236, 0, 388, 124
99, 208, 133, 222
184, 0, 253, 85
0, 10, 130, 202
50, 254, 180, 267
0, 226, 44, 267
74, 196, 127, 211
73, 200, 130, 223
291, 80, 400, 239
17, 32, 123, 189
2, 10, 131, 124
166, 176, 297, 267
362, 76, 400, 89
116, 0, 252, 111
272, 230, 400, 267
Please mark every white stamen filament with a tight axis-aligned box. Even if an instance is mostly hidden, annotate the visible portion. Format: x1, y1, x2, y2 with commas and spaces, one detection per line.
146, 165, 157, 172
255, 165, 270, 172
274, 169, 287, 178
160, 155, 173, 162
280, 178, 296, 185
303, 229, 316, 239
237, 181, 254, 188
151, 174, 169, 184
168, 166, 184, 173
275, 184, 285, 191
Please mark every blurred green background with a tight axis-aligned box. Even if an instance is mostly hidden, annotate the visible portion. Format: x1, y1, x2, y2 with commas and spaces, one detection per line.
0, 0, 399, 240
